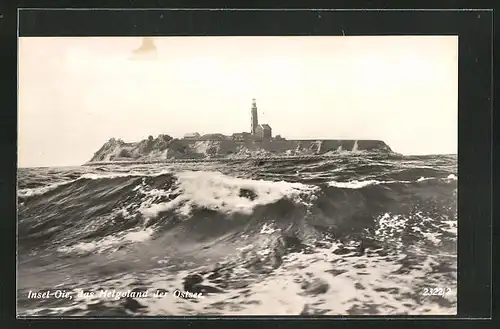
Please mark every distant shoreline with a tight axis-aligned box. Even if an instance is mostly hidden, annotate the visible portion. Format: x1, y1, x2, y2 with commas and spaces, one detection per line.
83, 153, 401, 166
87, 137, 395, 165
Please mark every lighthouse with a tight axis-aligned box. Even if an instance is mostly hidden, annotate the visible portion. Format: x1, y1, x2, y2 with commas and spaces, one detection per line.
251, 98, 258, 135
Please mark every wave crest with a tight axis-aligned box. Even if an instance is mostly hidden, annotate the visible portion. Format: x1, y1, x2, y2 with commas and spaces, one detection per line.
139, 171, 319, 219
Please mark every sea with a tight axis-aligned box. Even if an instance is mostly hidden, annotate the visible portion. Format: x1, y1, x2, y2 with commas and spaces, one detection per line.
17, 153, 457, 316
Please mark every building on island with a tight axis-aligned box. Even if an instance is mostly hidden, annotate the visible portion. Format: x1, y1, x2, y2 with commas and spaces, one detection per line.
250, 99, 272, 140
183, 132, 201, 140
180, 99, 274, 142
232, 132, 253, 140
255, 124, 272, 139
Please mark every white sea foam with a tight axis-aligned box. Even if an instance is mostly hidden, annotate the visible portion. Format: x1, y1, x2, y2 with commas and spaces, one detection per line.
327, 180, 381, 189
57, 227, 154, 255
420, 231, 443, 245
138, 171, 319, 219
327, 179, 412, 189
236, 244, 254, 252
441, 220, 458, 235
260, 223, 280, 235
57, 236, 120, 255
375, 213, 408, 239
139, 198, 184, 218
328, 175, 457, 189
138, 241, 456, 316
123, 228, 154, 242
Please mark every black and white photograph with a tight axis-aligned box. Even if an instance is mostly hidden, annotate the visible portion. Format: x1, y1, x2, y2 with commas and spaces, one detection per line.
17, 34, 458, 316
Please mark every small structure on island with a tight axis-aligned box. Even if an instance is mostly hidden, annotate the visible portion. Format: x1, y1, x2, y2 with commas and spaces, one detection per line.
255, 124, 272, 139
250, 98, 272, 140
232, 132, 253, 140
183, 132, 201, 140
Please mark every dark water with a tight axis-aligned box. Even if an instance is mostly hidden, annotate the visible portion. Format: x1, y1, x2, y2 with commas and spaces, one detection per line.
17, 154, 457, 316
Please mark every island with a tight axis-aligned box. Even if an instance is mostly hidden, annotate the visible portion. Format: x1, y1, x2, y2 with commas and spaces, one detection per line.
85, 99, 394, 165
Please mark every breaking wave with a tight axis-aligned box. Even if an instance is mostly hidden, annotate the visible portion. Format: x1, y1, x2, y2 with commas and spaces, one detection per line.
18, 167, 456, 256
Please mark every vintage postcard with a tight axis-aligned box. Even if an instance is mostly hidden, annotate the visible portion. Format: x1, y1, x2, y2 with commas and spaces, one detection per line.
17, 35, 458, 316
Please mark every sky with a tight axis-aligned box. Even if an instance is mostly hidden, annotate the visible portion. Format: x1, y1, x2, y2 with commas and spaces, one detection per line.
18, 36, 458, 167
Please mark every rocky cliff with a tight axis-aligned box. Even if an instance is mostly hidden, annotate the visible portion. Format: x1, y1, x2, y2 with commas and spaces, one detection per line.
87, 135, 394, 164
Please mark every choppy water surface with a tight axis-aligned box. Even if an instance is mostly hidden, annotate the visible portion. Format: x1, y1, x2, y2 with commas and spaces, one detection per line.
17, 154, 457, 316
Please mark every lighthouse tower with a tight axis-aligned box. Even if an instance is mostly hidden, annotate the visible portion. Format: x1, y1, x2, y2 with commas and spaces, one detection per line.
251, 98, 259, 135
